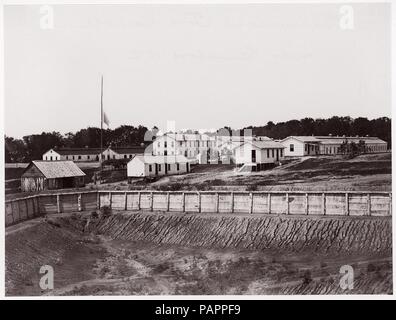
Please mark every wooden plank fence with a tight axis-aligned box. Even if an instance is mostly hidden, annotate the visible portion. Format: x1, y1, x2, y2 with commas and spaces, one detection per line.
5, 190, 392, 227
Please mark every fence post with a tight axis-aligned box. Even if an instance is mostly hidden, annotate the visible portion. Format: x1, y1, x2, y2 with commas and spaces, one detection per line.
108, 192, 112, 209
150, 192, 154, 211
166, 192, 170, 212
267, 193, 271, 214
367, 193, 371, 216
345, 193, 349, 216
34, 196, 39, 216
197, 192, 201, 213
215, 192, 219, 213
305, 193, 309, 215
249, 193, 253, 214
137, 192, 141, 210
182, 192, 185, 212
286, 193, 289, 215
78, 193, 82, 212
57, 194, 61, 213
96, 191, 100, 210
230, 192, 234, 213
124, 192, 128, 211
389, 193, 392, 216
322, 193, 326, 215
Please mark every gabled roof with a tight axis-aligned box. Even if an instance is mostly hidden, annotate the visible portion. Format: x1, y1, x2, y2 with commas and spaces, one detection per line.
130, 155, 189, 164
236, 140, 284, 150
51, 148, 101, 155
23, 161, 86, 179
281, 136, 320, 143
316, 137, 387, 145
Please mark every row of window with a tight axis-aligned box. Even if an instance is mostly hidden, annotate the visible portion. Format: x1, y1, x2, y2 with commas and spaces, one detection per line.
266, 149, 283, 158
45, 154, 136, 161
157, 141, 216, 148
148, 163, 181, 172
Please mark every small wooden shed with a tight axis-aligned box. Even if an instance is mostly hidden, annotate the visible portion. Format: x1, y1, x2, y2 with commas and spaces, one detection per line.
21, 160, 86, 192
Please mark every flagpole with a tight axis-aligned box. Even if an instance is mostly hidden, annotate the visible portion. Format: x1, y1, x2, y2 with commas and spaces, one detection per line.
100, 75, 103, 184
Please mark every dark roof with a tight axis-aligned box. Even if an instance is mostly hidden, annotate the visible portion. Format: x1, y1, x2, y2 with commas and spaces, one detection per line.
53, 148, 101, 155
51, 146, 146, 156
111, 146, 146, 154
23, 161, 85, 179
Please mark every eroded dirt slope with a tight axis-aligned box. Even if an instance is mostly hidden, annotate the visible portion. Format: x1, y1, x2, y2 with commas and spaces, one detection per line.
5, 212, 392, 295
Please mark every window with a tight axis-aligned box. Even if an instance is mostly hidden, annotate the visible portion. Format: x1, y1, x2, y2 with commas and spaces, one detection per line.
280, 149, 283, 157
267, 149, 270, 158
168, 164, 171, 171
50, 156, 53, 161
177, 163, 180, 171
149, 165, 152, 172
164, 141, 167, 148
78, 155, 81, 160
290, 144, 294, 152
73, 156, 75, 160
66, 156, 68, 160
87, 155, 90, 159
305, 144, 308, 151
129, 155, 133, 158
164, 151, 167, 156
158, 164, 161, 171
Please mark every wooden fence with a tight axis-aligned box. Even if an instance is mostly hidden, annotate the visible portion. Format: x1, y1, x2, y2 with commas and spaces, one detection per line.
5, 190, 392, 227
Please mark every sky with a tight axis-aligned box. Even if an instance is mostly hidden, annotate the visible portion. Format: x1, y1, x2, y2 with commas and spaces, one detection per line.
4, 3, 391, 138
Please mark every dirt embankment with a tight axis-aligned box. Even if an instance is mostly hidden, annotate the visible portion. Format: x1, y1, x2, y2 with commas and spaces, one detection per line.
78, 212, 392, 255
6, 212, 392, 296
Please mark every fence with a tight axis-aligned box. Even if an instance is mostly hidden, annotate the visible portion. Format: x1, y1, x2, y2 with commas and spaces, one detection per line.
5, 190, 392, 227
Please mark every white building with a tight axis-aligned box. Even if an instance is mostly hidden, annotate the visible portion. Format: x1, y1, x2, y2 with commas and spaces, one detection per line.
43, 146, 146, 162
234, 140, 285, 172
152, 132, 273, 164
281, 136, 320, 157
281, 136, 388, 157
315, 136, 388, 155
42, 148, 102, 162
152, 133, 216, 159
100, 146, 146, 161
127, 155, 190, 178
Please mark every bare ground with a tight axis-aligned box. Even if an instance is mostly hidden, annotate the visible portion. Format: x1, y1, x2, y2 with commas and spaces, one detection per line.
5, 212, 392, 296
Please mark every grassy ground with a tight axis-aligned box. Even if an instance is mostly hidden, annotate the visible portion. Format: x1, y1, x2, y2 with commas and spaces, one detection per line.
5, 153, 391, 200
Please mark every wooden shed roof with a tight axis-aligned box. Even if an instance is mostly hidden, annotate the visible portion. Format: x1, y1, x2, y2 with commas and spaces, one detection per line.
23, 161, 86, 179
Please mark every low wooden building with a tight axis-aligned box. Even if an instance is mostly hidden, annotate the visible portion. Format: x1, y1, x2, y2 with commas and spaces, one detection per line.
127, 155, 190, 178
21, 160, 86, 192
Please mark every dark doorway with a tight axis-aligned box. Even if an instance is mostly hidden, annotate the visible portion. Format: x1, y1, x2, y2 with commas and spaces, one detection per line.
62, 177, 75, 188
251, 150, 256, 163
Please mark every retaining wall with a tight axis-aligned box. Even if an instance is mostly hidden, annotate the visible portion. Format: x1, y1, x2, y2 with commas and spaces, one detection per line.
5, 190, 392, 227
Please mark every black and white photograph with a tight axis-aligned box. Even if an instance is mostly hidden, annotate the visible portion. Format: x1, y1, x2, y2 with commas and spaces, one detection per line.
1, 0, 393, 299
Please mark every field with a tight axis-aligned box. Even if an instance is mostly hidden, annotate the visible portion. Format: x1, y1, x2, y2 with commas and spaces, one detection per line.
5, 212, 392, 296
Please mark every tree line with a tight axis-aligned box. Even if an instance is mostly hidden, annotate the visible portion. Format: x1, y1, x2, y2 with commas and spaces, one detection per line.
4, 116, 391, 163
5, 125, 149, 163
243, 116, 391, 146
